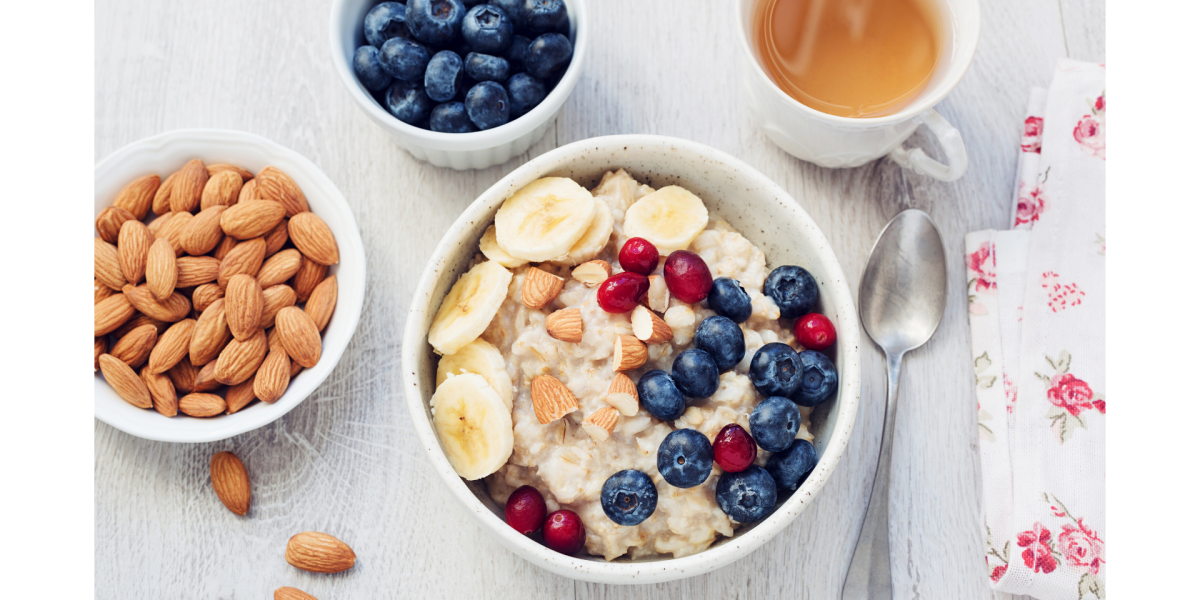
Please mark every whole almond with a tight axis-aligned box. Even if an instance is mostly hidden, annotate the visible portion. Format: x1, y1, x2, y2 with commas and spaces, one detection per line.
254, 347, 291, 403
237, 178, 259, 204
176, 256, 221, 287
159, 211, 194, 257
287, 212, 339, 265
207, 163, 254, 181
257, 166, 309, 216
113, 314, 168, 340
221, 201, 286, 240
193, 360, 223, 393
179, 393, 226, 417
226, 274, 264, 341
215, 328, 267, 385
94, 337, 106, 371
95, 293, 135, 336
110, 323, 158, 368
142, 367, 178, 417
264, 219, 289, 255
151, 171, 176, 215
530, 375, 580, 424
145, 238, 178, 301
200, 171, 243, 210
117, 220, 153, 284
218, 237, 266, 286
123, 284, 191, 322
95, 279, 114, 304
112, 174, 160, 220
145, 212, 173, 237
292, 257, 327, 302
285, 532, 356, 573
95, 238, 127, 291
148, 318, 195, 374
181, 206, 228, 255
166, 358, 200, 394
257, 249, 302, 289
95, 206, 136, 244
304, 276, 337, 333
225, 378, 257, 414
260, 284, 297, 329
275, 587, 318, 600
211, 234, 237, 261
545, 307, 583, 343
192, 283, 224, 314
99, 354, 152, 408
170, 159, 208, 213
275, 307, 322, 368
190, 298, 231, 366
521, 267, 563, 309
290, 358, 304, 378
210, 451, 251, 515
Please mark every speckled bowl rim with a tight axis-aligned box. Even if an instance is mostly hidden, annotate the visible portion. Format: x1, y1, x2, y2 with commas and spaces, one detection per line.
400, 135, 861, 583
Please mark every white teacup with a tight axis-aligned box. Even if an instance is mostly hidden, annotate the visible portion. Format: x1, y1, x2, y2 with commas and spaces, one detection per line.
735, 0, 980, 181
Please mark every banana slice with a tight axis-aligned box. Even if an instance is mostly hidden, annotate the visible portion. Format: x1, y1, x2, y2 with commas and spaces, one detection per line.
495, 177, 597, 262
428, 260, 513, 356
550, 201, 614, 266
623, 185, 710, 253
479, 225, 528, 269
436, 337, 514, 410
432, 373, 514, 480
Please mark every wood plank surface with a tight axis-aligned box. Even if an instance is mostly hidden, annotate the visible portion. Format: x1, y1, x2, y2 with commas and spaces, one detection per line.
94, 0, 1103, 597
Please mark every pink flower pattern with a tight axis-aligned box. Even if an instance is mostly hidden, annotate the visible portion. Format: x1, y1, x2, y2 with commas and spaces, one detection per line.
1059, 520, 1105, 575
1073, 92, 1106, 160
967, 243, 997, 292
1014, 181, 1048, 228
1040, 271, 1085, 312
1021, 116, 1044, 153
1047, 373, 1096, 416
1017, 522, 1059, 574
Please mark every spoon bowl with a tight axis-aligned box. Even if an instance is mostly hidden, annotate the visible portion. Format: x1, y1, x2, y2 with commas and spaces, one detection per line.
859, 209, 948, 353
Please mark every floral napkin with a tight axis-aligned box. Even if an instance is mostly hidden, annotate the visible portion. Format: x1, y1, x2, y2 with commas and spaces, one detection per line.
965, 58, 1106, 600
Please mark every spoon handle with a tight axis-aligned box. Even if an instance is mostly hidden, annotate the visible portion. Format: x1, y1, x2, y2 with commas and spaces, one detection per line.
841, 351, 904, 600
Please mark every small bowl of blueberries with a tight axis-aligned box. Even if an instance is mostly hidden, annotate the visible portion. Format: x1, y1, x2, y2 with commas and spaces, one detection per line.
330, 0, 587, 170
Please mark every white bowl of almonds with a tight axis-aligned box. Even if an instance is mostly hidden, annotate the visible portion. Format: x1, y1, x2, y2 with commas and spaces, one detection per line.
94, 129, 365, 443
402, 135, 861, 582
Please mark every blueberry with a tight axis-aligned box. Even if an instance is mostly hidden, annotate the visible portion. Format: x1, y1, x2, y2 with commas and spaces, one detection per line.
405, 0, 466, 45
353, 45, 394, 91
764, 265, 818, 319
505, 72, 545, 116
707, 277, 752, 323
464, 52, 510, 82
523, 33, 572, 78
504, 35, 531, 72
671, 349, 719, 399
521, 0, 567, 33
794, 350, 838, 407
385, 79, 433, 125
429, 101, 477, 132
424, 50, 464, 102
637, 369, 686, 421
464, 81, 510, 129
749, 342, 803, 397
657, 429, 713, 489
766, 438, 817, 492
749, 396, 801, 452
379, 37, 432, 81
600, 469, 658, 526
364, 2, 409, 47
462, 4, 513, 54
716, 465, 778, 523
693, 316, 745, 371
487, 0, 526, 32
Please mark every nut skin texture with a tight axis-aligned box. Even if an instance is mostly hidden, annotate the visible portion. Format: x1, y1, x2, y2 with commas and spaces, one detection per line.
210, 451, 251, 516
207, 163, 254, 181
257, 248, 302, 288
220, 200, 286, 240
151, 172, 176, 215
179, 393, 226, 417
254, 347, 291, 404
190, 298, 232, 366
214, 328, 268, 386
225, 378, 257, 414
94, 337, 106, 371
123, 284, 192, 323
95, 293, 135, 337
304, 276, 337, 332
112, 174, 160, 220
264, 219, 290, 255
192, 361, 223, 393
181, 206, 228, 255
110, 323, 158, 368
200, 170, 243, 210
175, 256, 221, 287
292, 257, 327, 302
141, 367, 178, 417
192, 283, 224, 314
148, 318, 196, 374
288, 212, 340, 265
167, 359, 200, 394
256, 166, 309, 216
285, 532, 357, 573
260, 284, 298, 330
94, 237, 127, 291
275, 307, 323, 368
170, 159, 208, 213
145, 238, 178, 301
226, 274, 265, 342
95, 206, 136, 244
99, 354, 152, 409
274, 588, 319, 600
218, 237, 267, 287
158, 211, 194, 256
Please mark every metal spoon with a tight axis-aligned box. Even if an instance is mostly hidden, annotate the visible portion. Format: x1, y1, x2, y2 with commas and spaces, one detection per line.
842, 209, 947, 600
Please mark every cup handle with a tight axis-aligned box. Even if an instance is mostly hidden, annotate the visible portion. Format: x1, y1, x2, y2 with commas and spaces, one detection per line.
888, 109, 968, 181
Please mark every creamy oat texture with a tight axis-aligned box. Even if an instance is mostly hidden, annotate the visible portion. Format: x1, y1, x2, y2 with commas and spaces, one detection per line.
480, 170, 814, 561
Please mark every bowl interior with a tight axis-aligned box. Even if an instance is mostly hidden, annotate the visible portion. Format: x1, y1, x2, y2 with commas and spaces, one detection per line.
95, 129, 366, 443
403, 135, 861, 582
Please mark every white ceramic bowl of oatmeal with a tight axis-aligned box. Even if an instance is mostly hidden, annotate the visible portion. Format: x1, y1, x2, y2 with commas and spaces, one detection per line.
401, 135, 860, 583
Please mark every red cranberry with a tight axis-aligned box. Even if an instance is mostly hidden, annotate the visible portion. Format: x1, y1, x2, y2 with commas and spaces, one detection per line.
663, 250, 713, 303
795, 313, 837, 350
505, 485, 547, 535
543, 509, 586, 555
619, 237, 660, 276
713, 423, 757, 473
597, 272, 650, 313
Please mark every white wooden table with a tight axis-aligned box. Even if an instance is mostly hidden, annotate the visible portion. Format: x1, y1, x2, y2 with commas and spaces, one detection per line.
95, 0, 1104, 597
